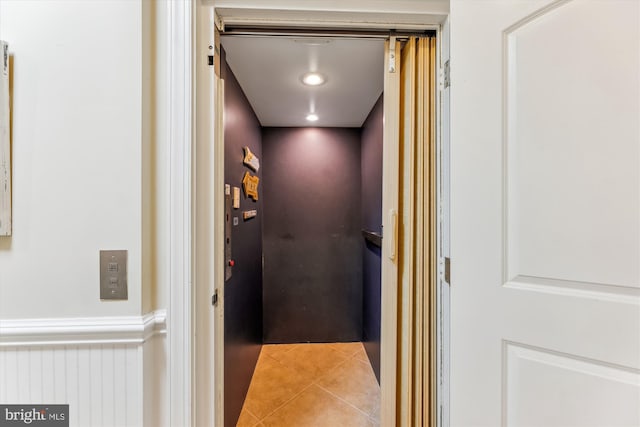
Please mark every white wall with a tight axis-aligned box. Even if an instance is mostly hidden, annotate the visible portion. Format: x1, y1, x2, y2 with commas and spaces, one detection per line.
0, 1, 170, 425
0, 0, 142, 319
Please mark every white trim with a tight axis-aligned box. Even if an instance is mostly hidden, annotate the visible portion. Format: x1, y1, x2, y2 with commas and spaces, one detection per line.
193, 4, 221, 426
0, 310, 167, 347
215, 8, 446, 30
436, 16, 450, 427
167, 0, 193, 427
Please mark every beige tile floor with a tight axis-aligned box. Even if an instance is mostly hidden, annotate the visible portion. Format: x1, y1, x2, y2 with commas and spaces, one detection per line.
237, 342, 380, 427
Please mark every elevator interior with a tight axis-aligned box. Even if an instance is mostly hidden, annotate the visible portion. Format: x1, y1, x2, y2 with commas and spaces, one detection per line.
220, 34, 384, 427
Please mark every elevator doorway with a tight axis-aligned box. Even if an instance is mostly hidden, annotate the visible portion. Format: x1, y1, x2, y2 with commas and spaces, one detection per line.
220, 34, 385, 427
194, 21, 445, 426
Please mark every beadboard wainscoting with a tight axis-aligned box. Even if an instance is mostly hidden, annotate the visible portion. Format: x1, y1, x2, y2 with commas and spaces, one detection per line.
0, 310, 167, 427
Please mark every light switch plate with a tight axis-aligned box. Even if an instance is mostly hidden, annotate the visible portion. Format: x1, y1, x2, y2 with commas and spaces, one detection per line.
100, 250, 128, 300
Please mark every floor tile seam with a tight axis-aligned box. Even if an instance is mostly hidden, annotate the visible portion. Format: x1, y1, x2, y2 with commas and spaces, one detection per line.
366, 412, 381, 426
261, 351, 304, 373
244, 354, 315, 421
349, 351, 381, 386
272, 356, 323, 382
259, 351, 278, 362
310, 354, 353, 385
256, 381, 317, 422
314, 382, 374, 420
350, 354, 377, 372
275, 343, 300, 354
260, 343, 305, 362
313, 348, 374, 386
260, 350, 291, 365
328, 348, 359, 358
243, 407, 261, 426
328, 342, 365, 358
273, 351, 350, 381
266, 344, 327, 367
258, 352, 304, 376
354, 351, 372, 364
272, 343, 359, 370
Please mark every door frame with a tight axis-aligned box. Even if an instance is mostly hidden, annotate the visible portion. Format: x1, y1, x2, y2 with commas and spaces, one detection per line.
187, 4, 450, 426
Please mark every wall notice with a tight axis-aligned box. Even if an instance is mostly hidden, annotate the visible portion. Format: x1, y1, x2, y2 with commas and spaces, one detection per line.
0, 41, 10, 236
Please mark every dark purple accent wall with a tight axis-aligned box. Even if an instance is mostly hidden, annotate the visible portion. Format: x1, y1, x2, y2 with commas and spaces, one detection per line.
361, 95, 383, 382
262, 127, 363, 343
221, 48, 263, 427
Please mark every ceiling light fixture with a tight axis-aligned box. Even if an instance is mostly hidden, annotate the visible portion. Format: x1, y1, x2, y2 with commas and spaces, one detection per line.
306, 113, 319, 122
301, 72, 326, 86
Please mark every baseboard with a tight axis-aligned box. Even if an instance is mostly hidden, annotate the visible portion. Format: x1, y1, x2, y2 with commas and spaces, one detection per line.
0, 309, 167, 347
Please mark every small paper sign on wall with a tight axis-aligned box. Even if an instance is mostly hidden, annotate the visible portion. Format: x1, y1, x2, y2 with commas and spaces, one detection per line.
0, 41, 11, 236
242, 172, 259, 201
243, 146, 260, 172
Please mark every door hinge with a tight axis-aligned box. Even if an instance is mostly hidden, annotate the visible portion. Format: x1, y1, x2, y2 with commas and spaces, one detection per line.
214, 12, 224, 32
388, 36, 397, 73
212, 289, 219, 306
439, 257, 451, 285
443, 60, 450, 88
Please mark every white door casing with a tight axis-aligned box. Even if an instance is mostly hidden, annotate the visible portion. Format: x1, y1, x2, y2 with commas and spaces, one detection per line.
450, 1, 640, 426
198, 7, 448, 427
437, 14, 451, 427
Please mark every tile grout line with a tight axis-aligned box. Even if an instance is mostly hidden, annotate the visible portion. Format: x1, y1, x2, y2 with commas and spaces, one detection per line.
242, 352, 297, 424
316, 345, 381, 423
256, 382, 317, 423
315, 382, 375, 420
243, 407, 261, 427
312, 352, 353, 384
250, 347, 320, 423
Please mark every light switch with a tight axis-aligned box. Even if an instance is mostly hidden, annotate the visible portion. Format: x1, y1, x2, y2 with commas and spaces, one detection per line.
100, 250, 128, 300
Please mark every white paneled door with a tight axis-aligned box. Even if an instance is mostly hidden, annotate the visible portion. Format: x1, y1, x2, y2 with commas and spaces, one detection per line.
450, 1, 640, 426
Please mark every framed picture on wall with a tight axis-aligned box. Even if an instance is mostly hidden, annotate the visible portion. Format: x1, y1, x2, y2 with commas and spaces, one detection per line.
0, 41, 11, 236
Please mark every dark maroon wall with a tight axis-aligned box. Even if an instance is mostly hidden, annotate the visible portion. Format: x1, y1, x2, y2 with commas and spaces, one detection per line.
221, 48, 263, 427
361, 95, 383, 382
262, 127, 363, 343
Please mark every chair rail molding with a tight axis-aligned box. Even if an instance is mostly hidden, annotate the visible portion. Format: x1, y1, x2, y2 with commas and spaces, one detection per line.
0, 310, 167, 347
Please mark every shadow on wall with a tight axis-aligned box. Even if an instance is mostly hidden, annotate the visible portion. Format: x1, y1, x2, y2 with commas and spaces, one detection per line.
361, 94, 383, 382
221, 47, 264, 427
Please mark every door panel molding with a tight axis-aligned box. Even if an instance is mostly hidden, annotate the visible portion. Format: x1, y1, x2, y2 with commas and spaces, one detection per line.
503, 341, 640, 426
504, 275, 640, 306
502, 0, 640, 290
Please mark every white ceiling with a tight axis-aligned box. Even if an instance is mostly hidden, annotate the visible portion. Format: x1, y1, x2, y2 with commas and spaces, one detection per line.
220, 36, 384, 128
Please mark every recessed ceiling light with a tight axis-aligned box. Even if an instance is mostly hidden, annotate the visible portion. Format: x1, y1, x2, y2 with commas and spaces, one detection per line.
306, 114, 319, 122
301, 72, 326, 86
